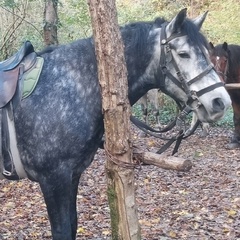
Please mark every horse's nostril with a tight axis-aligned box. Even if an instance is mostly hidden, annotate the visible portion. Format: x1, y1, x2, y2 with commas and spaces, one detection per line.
212, 98, 225, 112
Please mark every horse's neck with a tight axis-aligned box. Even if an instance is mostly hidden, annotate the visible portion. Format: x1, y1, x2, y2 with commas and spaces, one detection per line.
128, 78, 156, 106
228, 57, 240, 82
126, 37, 161, 105
227, 46, 240, 82
127, 57, 161, 105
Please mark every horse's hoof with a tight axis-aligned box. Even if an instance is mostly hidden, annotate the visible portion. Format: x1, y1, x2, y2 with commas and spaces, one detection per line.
225, 142, 240, 149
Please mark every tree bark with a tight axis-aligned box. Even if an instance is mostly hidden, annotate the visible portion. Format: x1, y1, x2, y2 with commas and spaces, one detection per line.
43, 0, 58, 46
88, 1, 140, 239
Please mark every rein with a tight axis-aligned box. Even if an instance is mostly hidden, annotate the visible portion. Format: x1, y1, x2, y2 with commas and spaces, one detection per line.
131, 105, 200, 155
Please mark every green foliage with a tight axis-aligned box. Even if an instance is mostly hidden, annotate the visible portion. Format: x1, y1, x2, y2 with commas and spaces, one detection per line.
0, 0, 18, 8
0, 0, 44, 59
132, 94, 178, 125
1, 0, 240, 57
202, 0, 240, 44
158, 95, 179, 124
213, 107, 234, 127
58, 0, 92, 43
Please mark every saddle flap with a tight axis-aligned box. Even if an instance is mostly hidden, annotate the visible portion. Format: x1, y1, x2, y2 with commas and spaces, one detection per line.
0, 67, 20, 108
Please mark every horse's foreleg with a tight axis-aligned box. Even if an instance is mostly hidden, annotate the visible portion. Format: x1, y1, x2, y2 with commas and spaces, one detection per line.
152, 106, 161, 129
139, 95, 148, 137
227, 100, 240, 148
70, 175, 81, 239
140, 103, 148, 125
151, 90, 161, 129
39, 171, 76, 240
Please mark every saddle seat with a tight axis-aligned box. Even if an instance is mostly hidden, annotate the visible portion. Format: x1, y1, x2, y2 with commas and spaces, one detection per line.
0, 41, 37, 108
0, 41, 34, 71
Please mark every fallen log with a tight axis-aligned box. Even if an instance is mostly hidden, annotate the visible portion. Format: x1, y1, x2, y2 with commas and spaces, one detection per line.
225, 83, 240, 90
133, 151, 192, 172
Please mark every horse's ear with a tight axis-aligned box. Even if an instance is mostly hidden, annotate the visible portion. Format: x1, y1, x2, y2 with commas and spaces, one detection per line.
223, 42, 228, 51
166, 8, 187, 35
192, 11, 208, 30
209, 42, 214, 50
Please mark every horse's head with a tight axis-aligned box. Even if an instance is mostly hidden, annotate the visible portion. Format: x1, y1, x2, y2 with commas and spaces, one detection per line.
157, 9, 231, 123
209, 42, 230, 83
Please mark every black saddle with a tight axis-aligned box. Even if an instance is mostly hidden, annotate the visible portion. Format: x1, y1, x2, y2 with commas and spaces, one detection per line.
0, 41, 35, 72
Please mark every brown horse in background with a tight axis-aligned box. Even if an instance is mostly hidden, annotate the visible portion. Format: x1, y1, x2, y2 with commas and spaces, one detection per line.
210, 42, 240, 148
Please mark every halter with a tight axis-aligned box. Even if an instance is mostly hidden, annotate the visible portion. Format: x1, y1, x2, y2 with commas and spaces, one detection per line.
158, 23, 224, 109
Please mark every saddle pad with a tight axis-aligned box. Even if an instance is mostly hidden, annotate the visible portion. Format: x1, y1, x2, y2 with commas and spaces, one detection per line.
22, 57, 44, 99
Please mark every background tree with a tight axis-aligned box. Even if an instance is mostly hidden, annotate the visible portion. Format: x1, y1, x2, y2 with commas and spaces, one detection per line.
43, 0, 59, 46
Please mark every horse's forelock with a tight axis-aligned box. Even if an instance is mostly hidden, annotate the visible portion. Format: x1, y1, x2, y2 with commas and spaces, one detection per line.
181, 19, 209, 49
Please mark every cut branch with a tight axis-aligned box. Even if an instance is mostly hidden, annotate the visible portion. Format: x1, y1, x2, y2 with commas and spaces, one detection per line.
134, 151, 192, 172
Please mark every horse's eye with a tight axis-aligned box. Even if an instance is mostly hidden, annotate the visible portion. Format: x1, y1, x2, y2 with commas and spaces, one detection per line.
178, 52, 190, 58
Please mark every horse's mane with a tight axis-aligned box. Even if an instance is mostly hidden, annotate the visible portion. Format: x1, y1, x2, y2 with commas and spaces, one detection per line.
120, 18, 165, 57
120, 19, 166, 77
121, 16, 209, 54
37, 45, 59, 56
228, 45, 240, 66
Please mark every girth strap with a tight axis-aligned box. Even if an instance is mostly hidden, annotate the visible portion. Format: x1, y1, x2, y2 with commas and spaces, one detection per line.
1, 102, 27, 180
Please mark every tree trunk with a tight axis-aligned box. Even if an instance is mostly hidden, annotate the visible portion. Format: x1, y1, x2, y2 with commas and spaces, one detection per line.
88, 1, 140, 239
43, 0, 58, 46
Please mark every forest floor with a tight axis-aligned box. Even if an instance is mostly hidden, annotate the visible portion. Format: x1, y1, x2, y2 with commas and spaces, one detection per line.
0, 124, 239, 240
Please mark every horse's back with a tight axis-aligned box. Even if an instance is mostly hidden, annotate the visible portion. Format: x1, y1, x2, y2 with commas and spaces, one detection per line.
14, 39, 104, 179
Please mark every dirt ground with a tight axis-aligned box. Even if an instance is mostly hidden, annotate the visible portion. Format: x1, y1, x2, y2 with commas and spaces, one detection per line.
0, 124, 239, 240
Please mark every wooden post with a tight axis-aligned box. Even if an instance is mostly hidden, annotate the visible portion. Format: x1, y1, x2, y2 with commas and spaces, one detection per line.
88, 1, 141, 239
225, 83, 240, 90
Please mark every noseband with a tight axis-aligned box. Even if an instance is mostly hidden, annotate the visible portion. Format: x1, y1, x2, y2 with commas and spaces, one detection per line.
158, 23, 224, 109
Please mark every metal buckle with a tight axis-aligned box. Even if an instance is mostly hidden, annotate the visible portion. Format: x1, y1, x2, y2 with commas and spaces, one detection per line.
2, 169, 12, 176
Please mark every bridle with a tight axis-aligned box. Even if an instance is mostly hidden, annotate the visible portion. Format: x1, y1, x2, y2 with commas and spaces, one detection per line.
131, 22, 226, 155
214, 55, 229, 83
158, 23, 224, 110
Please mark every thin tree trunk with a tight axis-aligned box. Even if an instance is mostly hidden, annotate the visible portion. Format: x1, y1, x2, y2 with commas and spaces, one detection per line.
43, 0, 58, 46
88, 1, 140, 239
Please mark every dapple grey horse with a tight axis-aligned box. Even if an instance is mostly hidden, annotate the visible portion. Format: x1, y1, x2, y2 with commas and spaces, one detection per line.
0, 9, 231, 240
